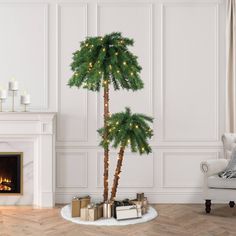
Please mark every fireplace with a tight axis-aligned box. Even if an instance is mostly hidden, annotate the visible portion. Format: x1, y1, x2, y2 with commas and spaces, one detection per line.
0, 153, 23, 194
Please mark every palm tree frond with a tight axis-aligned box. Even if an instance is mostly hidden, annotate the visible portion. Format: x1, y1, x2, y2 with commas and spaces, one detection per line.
97, 107, 153, 155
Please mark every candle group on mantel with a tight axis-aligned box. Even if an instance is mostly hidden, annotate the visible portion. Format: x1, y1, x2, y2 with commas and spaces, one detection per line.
0, 77, 31, 112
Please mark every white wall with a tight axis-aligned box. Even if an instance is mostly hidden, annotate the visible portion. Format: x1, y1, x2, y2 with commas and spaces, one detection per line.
0, 0, 226, 203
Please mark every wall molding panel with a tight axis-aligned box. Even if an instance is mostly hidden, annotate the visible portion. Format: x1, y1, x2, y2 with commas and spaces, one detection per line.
96, 151, 154, 189
56, 2, 89, 143
161, 151, 219, 189
0, 2, 49, 110
159, 1, 221, 143
56, 151, 88, 188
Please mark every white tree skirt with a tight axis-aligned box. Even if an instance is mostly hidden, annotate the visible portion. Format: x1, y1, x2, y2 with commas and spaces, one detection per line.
61, 205, 158, 226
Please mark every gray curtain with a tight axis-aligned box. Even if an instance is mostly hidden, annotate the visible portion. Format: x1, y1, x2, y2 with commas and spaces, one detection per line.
226, 0, 236, 132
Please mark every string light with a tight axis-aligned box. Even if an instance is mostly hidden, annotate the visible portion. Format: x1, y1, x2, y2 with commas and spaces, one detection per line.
100, 37, 103, 41
123, 62, 127, 65
102, 48, 106, 52
89, 62, 93, 67
135, 125, 139, 128
105, 103, 108, 107
109, 65, 112, 69
85, 43, 89, 47
115, 52, 118, 56
117, 70, 120, 73
116, 121, 119, 125
99, 71, 102, 74
103, 80, 107, 85
130, 72, 134, 76
141, 147, 145, 151
75, 72, 79, 76
127, 139, 130, 143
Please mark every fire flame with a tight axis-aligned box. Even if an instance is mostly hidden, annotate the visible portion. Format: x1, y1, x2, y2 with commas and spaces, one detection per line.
0, 177, 12, 191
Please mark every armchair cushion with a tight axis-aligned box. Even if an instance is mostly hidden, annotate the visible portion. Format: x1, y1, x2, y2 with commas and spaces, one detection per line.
200, 159, 229, 176
222, 133, 236, 159
208, 175, 236, 189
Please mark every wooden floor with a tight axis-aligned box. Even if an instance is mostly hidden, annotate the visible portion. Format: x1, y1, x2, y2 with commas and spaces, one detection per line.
1, 204, 236, 236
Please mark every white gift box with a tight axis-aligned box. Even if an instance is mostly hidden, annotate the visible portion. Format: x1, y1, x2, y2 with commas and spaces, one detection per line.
116, 205, 142, 220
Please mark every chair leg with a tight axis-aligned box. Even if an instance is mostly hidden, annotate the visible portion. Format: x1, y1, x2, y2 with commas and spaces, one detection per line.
229, 201, 235, 208
205, 200, 211, 213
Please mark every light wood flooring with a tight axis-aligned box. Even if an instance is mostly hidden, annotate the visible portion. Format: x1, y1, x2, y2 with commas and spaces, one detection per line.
1, 204, 236, 236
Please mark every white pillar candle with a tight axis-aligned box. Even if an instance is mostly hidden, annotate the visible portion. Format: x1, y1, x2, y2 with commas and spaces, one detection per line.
9, 81, 18, 91
0, 89, 7, 99
20, 94, 30, 104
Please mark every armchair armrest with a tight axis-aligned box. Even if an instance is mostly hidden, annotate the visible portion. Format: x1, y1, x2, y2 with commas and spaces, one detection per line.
200, 159, 229, 176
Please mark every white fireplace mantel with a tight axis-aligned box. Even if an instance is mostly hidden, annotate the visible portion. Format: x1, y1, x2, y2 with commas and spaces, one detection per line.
0, 112, 56, 207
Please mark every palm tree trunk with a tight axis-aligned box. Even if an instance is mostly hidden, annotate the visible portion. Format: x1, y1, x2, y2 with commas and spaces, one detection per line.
103, 82, 109, 202
110, 146, 125, 201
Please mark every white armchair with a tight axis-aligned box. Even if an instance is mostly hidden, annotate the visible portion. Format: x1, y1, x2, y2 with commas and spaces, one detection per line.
200, 133, 236, 213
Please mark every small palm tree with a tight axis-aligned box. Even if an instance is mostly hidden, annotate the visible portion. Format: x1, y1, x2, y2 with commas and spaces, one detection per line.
98, 107, 153, 201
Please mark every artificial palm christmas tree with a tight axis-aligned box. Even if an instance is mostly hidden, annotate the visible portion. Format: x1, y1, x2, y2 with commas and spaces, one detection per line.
98, 107, 153, 200
68, 32, 143, 201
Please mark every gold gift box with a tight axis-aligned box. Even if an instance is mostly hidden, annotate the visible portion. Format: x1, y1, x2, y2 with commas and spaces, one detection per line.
80, 207, 89, 221
131, 197, 149, 215
71, 195, 90, 218
80, 197, 91, 208
97, 203, 103, 219
80, 203, 103, 221
72, 198, 81, 217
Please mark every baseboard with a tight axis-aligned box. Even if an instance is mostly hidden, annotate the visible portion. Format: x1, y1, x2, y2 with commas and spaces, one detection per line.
55, 192, 207, 204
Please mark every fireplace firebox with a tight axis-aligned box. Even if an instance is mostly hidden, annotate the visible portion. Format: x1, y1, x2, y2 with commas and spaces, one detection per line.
0, 153, 23, 194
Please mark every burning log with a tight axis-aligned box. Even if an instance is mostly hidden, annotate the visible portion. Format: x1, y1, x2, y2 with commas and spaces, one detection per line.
1, 181, 13, 188
0, 184, 11, 191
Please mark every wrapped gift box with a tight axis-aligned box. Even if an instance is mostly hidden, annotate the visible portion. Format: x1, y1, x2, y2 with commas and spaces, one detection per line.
80, 196, 91, 208
131, 196, 149, 215
97, 203, 103, 219
88, 206, 98, 221
71, 195, 90, 218
80, 203, 103, 221
71, 197, 81, 217
112, 200, 132, 218
80, 207, 89, 221
116, 205, 142, 220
